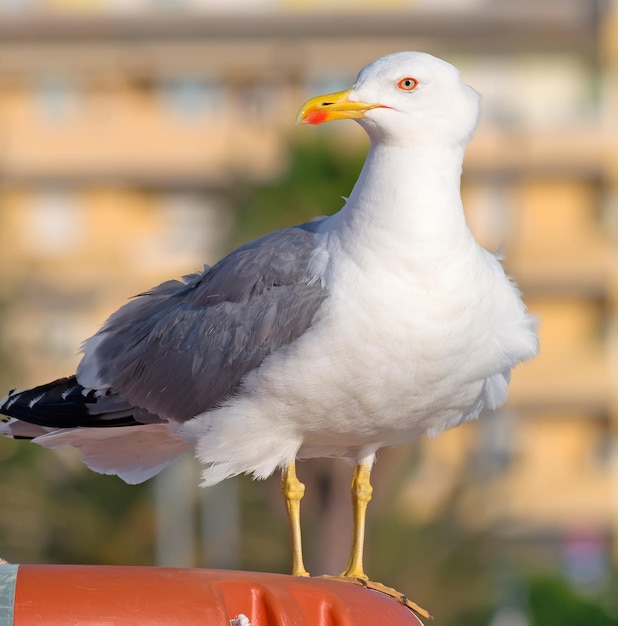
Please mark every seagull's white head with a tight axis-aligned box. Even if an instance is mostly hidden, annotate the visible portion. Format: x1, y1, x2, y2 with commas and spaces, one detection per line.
298, 51, 480, 148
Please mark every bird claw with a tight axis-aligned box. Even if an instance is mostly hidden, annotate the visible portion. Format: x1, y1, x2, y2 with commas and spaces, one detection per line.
320, 575, 432, 620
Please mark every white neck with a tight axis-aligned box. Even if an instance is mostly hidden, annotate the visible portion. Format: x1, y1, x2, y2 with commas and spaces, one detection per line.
322, 141, 475, 268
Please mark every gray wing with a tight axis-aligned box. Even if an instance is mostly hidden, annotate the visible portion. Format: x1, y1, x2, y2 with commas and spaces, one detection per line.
77, 220, 328, 422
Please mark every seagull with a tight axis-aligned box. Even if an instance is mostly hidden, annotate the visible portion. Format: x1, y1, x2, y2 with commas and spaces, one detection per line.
0, 52, 537, 616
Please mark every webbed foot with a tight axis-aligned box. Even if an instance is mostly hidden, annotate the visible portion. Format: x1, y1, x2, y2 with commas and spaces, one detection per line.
321, 575, 432, 620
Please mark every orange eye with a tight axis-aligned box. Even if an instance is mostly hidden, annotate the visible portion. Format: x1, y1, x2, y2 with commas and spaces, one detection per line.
397, 77, 418, 91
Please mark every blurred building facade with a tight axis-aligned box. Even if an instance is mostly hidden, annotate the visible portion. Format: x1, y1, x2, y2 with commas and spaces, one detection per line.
0, 0, 617, 595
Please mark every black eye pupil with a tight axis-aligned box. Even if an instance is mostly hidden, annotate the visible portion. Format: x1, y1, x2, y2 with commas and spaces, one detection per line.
398, 78, 416, 90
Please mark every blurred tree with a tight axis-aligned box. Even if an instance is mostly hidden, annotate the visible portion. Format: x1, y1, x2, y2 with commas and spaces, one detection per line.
0, 442, 155, 565
230, 136, 365, 247
528, 576, 618, 626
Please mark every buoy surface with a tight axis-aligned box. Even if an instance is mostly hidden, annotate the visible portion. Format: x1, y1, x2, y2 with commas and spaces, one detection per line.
2, 565, 425, 625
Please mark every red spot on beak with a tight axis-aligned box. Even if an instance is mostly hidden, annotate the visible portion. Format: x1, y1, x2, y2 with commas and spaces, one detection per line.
304, 109, 330, 125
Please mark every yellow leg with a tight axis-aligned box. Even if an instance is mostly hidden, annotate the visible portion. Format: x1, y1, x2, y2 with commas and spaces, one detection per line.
341, 458, 373, 579
323, 457, 432, 620
281, 460, 310, 577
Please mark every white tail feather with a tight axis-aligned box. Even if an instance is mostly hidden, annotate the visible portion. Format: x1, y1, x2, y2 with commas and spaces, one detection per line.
1, 417, 55, 439
33, 424, 192, 484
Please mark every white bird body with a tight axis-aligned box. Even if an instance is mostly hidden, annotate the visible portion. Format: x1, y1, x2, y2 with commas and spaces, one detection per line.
1, 51, 538, 490
186, 139, 537, 485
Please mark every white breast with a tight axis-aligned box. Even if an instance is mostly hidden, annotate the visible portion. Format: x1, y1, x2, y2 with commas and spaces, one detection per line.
235, 228, 536, 461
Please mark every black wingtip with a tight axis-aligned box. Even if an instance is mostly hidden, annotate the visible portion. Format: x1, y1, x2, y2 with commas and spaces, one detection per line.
1, 376, 144, 429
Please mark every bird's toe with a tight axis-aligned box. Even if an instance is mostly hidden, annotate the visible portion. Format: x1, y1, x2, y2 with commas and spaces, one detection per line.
319, 575, 431, 620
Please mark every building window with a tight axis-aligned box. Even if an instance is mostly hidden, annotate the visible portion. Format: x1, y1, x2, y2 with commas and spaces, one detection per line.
157, 77, 221, 121
162, 192, 229, 255
304, 75, 350, 102
464, 182, 511, 252
24, 190, 82, 255
229, 79, 282, 120
35, 74, 80, 124
41, 309, 86, 361
475, 409, 517, 475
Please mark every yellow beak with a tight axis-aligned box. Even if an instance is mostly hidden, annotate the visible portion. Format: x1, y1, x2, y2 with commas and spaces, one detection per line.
297, 88, 385, 125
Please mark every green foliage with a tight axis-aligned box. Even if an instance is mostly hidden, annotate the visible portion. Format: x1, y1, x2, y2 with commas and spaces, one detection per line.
528, 576, 618, 626
231, 137, 366, 246
0, 442, 154, 565
367, 484, 495, 625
